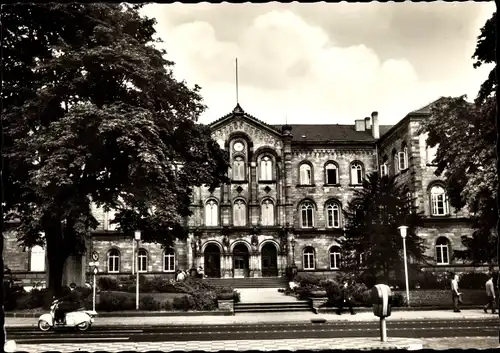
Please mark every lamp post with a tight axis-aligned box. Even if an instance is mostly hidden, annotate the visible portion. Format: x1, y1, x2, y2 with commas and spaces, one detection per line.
134, 230, 141, 310
398, 225, 410, 307
290, 237, 297, 278
191, 239, 197, 268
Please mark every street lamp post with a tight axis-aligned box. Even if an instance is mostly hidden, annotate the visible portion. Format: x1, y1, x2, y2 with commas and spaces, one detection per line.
290, 237, 297, 278
134, 230, 141, 310
398, 225, 410, 307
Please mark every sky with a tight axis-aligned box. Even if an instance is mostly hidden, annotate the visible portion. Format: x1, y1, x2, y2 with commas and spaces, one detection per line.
141, 2, 496, 126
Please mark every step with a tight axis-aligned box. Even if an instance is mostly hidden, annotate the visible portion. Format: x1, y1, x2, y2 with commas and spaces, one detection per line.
235, 307, 312, 313
235, 301, 309, 307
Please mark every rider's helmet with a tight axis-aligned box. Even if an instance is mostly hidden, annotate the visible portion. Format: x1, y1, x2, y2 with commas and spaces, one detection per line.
69, 283, 77, 289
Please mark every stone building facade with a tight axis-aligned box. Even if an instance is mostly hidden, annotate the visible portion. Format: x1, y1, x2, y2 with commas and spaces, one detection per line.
3, 98, 481, 286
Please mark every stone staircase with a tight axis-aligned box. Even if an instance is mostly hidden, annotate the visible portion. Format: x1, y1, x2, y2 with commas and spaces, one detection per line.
204, 277, 289, 288
234, 301, 312, 313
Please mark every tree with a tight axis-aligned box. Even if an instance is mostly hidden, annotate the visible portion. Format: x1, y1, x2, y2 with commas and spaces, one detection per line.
2, 3, 229, 292
417, 12, 497, 265
340, 173, 429, 283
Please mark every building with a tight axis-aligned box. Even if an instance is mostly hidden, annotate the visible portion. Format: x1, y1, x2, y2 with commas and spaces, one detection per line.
3, 99, 479, 287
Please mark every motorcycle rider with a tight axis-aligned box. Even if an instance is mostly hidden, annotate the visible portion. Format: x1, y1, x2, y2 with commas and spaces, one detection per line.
54, 283, 81, 324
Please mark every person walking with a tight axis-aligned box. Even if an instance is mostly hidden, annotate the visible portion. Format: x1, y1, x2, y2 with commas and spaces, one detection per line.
337, 281, 355, 315
484, 274, 496, 314
451, 274, 461, 313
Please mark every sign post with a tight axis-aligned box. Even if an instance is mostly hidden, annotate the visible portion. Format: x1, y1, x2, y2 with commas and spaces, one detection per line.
89, 260, 99, 312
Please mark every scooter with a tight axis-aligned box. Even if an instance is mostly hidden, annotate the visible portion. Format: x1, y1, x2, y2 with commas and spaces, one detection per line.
38, 299, 97, 332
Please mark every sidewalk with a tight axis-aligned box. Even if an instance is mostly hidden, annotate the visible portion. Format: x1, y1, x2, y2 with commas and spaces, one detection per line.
6, 309, 498, 328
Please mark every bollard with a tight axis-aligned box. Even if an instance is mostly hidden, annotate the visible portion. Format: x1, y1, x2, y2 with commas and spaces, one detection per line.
371, 284, 392, 342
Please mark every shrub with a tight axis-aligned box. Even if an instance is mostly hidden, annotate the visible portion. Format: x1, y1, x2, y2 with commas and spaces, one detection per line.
391, 292, 407, 307
140, 295, 161, 311
161, 300, 173, 311
233, 290, 241, 304
149, 277, 179, 293
295, 273, 321, 286
97, 291, 135, 311
98, 277, 119, 291
459, 272, 490, 290
172, 295, 196, 311
217, 292, 234, 300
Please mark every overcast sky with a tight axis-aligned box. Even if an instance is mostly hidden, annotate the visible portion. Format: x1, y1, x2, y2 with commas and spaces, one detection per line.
141, 2, 495, 126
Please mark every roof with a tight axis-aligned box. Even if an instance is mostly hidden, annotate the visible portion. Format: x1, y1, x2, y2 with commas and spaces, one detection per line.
271, 124, 394, 142
408, 96, 447, 115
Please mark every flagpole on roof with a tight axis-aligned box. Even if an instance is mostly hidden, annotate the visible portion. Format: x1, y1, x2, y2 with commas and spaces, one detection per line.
235, 58, 239, 105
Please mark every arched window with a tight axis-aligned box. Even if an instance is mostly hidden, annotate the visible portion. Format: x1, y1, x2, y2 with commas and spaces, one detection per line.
137, 249, 148, 273
261, 199, 274, 226
350, 162, 363, 185
163, 248, 175, 272
233, 156, 245, 180
303, 247, 315, 270
300, 201, 314, 228
30, 245, 45, 272
299, 163, 312, 185
329, 246, 341, 269
205, 200, 219, 226
108, 249, 120, 273
326, 201, 341, 228
430, 185, 449, 215
233, 200, 247, 226
435, 237, 450, 265
325, 163, 338, 185
260, 155, 273, 181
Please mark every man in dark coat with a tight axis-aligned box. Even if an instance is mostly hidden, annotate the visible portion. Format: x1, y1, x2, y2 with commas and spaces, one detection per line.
337, 281, 355, 315
55, 283, 81, 324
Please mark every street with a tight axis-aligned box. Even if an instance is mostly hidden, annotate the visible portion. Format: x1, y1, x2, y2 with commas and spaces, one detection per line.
6, 318, 498, 344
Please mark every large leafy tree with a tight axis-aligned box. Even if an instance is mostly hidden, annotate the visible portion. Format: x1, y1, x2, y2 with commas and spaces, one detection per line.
2, 3, 229, 292
417, 11, 497, 264
340, 173, 428, 283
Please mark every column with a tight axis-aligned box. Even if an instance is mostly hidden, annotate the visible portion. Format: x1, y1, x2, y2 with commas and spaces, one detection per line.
225, 254, 233, 278
287, 235, 294, 266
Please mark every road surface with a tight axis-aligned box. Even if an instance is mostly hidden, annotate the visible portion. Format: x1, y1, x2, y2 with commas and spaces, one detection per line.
6, 318, 498, 344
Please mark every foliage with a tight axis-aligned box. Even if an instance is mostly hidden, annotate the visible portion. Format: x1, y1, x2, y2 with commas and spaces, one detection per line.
97, 291, 135, 311
458, 272, 492, 290
340, 173, 429, 282
172, 295, 196, 311
98, 277, 119, 291
416, 12, 497, 265
2, 3, 230, 291
294, 272, 321, 286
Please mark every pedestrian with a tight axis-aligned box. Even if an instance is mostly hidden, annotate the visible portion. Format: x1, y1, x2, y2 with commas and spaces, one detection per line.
337, 281, 355, 315
451, 273, 461, 313
484, 274, 496, 314
198, 266, 205, 279
176, 270, 186, 282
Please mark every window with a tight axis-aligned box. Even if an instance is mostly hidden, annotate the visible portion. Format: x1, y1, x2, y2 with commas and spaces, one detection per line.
104, 210, 118, 231
326, 202, 341, 228
380, 163, 388, 176
260, 156, 273, 181
399, 146, 408, 170
329, 246, 341, 269
233, 156, 245, 180
108, 249, 120, 273
350, 162, 363, 184
163, 248, 175, 272
393, 152, 398, 174
426, 144, 438, 165
30, 245, 45, 272
137, 249, 148, 273
300, 201, 314, 228
430, 185, 449, 215
233, 200, 247, 226
261, 199, 274, 226
435, 237, 450, 265
325, 163, 338, 185
205, 200, 219, 226
303, 247, 315, 270
299, 163, 312, 185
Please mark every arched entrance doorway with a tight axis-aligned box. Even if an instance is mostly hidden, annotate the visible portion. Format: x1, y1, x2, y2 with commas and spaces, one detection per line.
204, 244, 221, 278
261, 243, 278, 277
233, 243, 249, 278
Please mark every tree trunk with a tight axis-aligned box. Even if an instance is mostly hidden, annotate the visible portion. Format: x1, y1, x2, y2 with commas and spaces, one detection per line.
44, 220, 71, 297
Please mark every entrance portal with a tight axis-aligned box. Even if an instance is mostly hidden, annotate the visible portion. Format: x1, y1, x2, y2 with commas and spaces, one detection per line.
233, 243, 249, 278
261, 243, 278, 277
204, 244, 221, 278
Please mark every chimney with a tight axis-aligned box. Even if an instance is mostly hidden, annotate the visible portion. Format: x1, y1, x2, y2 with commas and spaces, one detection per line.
364, 117, 371, 130
355, 119, 365, 131
371, 111, 379, 139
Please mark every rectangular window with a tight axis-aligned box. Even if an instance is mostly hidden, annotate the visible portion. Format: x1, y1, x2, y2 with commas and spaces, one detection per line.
398, 152, 407, 170
330, 253, 341, 269
303, 254, 315, 270
436, 245, 449, 265
302, 209, 313, 228
108, 258, 119, 273
326, 169, 337, 184
380, 164, 388, 176
164, 254, 175, 272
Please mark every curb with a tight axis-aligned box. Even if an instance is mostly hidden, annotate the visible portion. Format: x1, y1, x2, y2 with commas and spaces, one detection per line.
5, 310, 233, 318
318, 305, 482, 314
